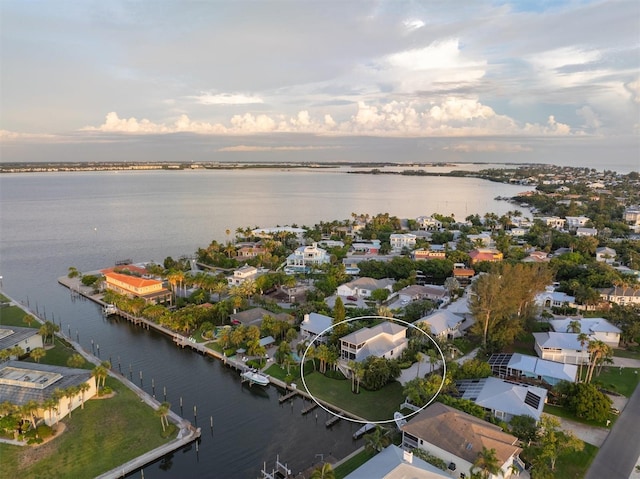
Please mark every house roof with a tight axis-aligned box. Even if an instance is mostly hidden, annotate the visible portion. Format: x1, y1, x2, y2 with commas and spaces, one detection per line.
549, 318, 621, 335
415, 310, 464, 336
402, 402, 521, 466
489, 353, 577, 384
532, 332, 586, 351
300, 312, 333, 336
456, 377, 547, 421
0, 360, 93, 406
342, 277, 395, 292
399, 284, 447, 299
0, 326, 40, 350
229, 307, 293, 327
103, 271, 162, 289
341, 322, 406, 345
446, 297, 471, 315
344, 444, 449, 479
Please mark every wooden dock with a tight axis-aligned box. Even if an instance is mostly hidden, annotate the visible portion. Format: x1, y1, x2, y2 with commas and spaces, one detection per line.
301, 401, 318, 415
325, 415, 341, 428
278, 390, 298, 403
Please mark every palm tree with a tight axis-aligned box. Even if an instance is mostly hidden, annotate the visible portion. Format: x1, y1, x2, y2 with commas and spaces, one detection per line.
568, 320, 582, 333
156, 402, 171, 432
22, 314, 35, 327
364, 425, 391, 453
310, 463, 335, 479
20, 400, 40, 430
471, 447, 503, 479
30, 347, 46, 363
77, 382, 91, 409
92, 364, 108, 391
42, 397, 58, 425
39, 321, 59, 345
64, 386, 79, 418
67, 353, 86, 368
577, 333, 589, 381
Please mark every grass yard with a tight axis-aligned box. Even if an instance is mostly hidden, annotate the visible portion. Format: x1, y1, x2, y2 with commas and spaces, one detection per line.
505, 331, 536, 356
523, 441, 598, 479
591, 366, 640, 397
544, 404, 617, 428
0, 304, 33, 327
613, 347, 640, 360
0, 377, 175, 479
334, 449, 376, 479
302, 372, 405, 421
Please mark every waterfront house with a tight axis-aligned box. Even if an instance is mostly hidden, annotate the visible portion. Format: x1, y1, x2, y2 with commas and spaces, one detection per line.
488, 353, 578, 387
402, 402, 524, 479
227, 264, 261, 287
300, 312, 333, 341
549, 317, 621, 347
532, 332, 589, 365
390, 233, 417, 253
340, 321, 407, 362
0, 360, 97, 426
599, 285, 640, 306
284, 243, 330, 274
415, 216, 443, 231
595, 247, 617, 263
455, 377, 547, 423
468, 248, 503, 264
337, 277, 395, 299
251, 226, 306, 243
236, 245, 266, 260
0, 326, 44, 357
414, 310, 465, 341
344, 444, 449, 479
102, 271, 172, 305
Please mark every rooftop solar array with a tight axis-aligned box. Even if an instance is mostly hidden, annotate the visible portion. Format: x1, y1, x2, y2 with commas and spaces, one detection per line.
524, 391, 542, 409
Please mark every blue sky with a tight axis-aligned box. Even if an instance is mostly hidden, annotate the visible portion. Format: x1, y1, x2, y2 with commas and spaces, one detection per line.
0, 1, 638, 168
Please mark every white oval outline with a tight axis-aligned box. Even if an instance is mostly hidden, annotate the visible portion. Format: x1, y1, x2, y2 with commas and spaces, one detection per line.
299, 315, 446, 425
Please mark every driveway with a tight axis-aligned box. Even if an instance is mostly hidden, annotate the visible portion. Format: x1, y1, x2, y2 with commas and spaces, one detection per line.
549, 414, 609, 447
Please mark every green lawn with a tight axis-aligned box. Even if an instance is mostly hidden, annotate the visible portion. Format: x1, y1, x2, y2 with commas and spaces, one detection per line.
334, 449, 376, 479
0, 377, 175, 479
505, 332, 536, 355
544, 404, 616, 429
523, 442, 598, 479
302, 372, 405, 421
0, 304, 33, 327
613, 347, 640, 360
591, 366, 640, 397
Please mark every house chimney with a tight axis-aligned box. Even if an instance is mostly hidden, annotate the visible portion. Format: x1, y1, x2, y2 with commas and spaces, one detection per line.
304, 313, 309, 322
403, 449, 413, 464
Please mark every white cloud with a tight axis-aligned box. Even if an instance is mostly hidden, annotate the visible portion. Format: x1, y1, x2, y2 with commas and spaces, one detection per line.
218, 145, 341, 152
403, 19, 425, 31
625, 78, 640, 104
190, 93, 264, 105
576, 105, 601, 130
81, 99, 575, 138
447, 143, 532, 153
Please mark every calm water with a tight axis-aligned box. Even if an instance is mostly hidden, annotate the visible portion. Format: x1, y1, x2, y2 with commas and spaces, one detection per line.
0, 169, 529, 478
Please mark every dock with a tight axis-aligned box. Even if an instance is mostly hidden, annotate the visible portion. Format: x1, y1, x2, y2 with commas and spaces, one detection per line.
278, 390, 298, 403
301, 401, 318, 415
325, 415, 341, 428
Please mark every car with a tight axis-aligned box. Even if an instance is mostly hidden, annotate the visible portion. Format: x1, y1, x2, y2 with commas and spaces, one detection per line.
346, 296, 358, 301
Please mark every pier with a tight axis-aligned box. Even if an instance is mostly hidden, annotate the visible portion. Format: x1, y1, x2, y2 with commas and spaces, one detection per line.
278, 390, 298, 403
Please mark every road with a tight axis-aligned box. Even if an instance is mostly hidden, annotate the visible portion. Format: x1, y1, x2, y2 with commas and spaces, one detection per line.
585, 373, 640, 479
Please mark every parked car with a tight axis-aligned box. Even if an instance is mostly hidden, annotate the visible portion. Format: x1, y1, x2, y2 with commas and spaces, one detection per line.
346, 296, 358, 301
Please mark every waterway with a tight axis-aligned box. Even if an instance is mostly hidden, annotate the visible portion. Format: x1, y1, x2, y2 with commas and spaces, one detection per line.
0, 168, 530, 478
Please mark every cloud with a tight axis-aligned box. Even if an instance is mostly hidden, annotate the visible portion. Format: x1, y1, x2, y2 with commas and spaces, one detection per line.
217, 145, 341, 152
0, 130, 59, 141
576, 105, 601, 131
446, 143, 532, 153
625, 78, 640, 104
189, 93, 264, 105
81, 99, 575, 139
403, 19, 425, 31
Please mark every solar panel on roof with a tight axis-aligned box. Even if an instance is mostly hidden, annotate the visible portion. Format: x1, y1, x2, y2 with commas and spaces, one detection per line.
524, 391, 541, 409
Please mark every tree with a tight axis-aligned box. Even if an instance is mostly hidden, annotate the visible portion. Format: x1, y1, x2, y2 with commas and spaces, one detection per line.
331, 296, 348, 338
532, 415, 583, 472
92, 364, 108, 390
156, 402, 171, 432
471, 447, 503, 479
275, 341, 291, 366
39, 321, 60, 346
370, 288, 390, 304
364, 425, 391, 453
310, 463, 335, 479
77, 382, 91, 409
509, 414, 538, 444
22, 314, 35, 327
67, 353, 86, 368
30, 347, 46, 363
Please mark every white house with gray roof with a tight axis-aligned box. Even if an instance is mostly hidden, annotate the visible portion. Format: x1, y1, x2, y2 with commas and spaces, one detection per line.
414, 310, 465, 340
337, 277, 395, 299
0, 326, 43, 357
344, 444, 449, 479
532, 332, 589, 365
340, 322, 407, 362
300, 312, 333, 341
455, 377, 547, 423
549, 317, 621, 347
489, 353, 578, 386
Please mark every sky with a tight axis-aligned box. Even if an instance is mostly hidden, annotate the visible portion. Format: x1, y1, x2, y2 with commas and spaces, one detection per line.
0, 0, 639, 170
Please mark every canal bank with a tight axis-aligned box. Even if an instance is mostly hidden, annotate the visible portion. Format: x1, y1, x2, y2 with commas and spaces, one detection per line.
1, 291, 202, 478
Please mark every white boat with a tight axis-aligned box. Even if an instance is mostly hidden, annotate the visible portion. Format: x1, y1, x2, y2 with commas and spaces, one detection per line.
102, 304, 118, 315
241, 369, 269, 386
394, 411, 407, 429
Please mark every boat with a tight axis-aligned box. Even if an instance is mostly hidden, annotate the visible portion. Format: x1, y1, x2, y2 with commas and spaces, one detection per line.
352, 422, 375, 439
394, 411, 407, 429
241, 369, 270, 386
102, 304, 118, 315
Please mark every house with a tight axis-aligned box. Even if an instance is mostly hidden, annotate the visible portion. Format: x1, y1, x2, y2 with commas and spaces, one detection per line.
624, 205, 640, 232
251, 226, 306, 243
536, 216, 566, 229
402, 402, 524, 479
565, 216, 590, 229
506, 227, 528, 237
340, 322, 408, 362
397, 284, 448, 304
342, 258, 361, 275
467, 233, 493, 247
229, 307, 293, 328
236, 245, 266, 259
595, 247, 617, 263
101, 271, 172, 305
284, 243, 330, 274
0, 360, 97, 426
488, 353, 578, 387
344, 445, 449, 479
599, 286, 640, 306
522, 250, 550, 263
468, 248, 503, 264
227, 264, 259, 286
549, 317, 621, 347
390, 233, 417, 252
415, 216, 443, 231
337, 277, 395, 299
350, 240, 381, 255
414, 310, 465, 340
412, 249, 447, 261
535, 288, 576, 310
455, 377, 547, 423
300, 312, 333, 341
576, 227, 598, 237
452, 264, 475, 285
0, 326, 44, 357
532, 332, 589, 365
